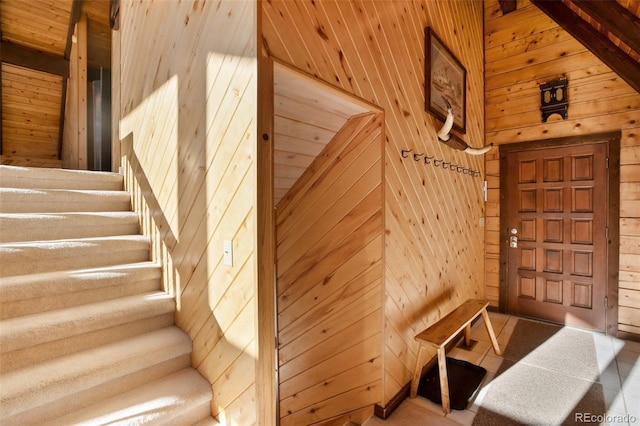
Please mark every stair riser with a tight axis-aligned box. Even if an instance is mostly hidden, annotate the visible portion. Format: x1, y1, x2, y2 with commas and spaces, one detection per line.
0, 213, 140, 243
169, 401, 214, 426
51, 368, 214, 425
0, 165, 124, 191
6, 355, 192, 424
0, 189, 131, 213
0, 238, 150, 277
1, 328, 192, 420
1, 275, 161, 320
1, 294, 176, 353
2, 313, 175, 373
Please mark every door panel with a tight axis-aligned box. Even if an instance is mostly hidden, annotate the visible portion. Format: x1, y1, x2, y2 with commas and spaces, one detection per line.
506, 142, 607, 331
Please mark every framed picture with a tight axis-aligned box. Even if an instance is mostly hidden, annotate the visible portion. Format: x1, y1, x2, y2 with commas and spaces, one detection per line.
425, 27, 466, 134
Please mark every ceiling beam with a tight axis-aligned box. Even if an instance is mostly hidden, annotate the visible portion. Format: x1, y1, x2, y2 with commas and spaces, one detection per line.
531, 0, 640, 94
571, 0, 640, 55
65, 0, 85, 59
0, 41, 69, 78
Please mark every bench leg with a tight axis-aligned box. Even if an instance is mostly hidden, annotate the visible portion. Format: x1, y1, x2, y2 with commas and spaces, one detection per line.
464, 323, 471, 347
410, 345, 426, 398
437, 346, 450, 414
481, 308, 502, 356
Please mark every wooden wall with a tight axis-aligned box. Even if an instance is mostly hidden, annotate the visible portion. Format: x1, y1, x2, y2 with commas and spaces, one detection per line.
62, 15, 87, 170
1, 63, 62, 167
0, 0, 69, 168
484, 0, 640, 337
116, 0, 263, 423
276, 112, 384, 425
263, 0, 486, 407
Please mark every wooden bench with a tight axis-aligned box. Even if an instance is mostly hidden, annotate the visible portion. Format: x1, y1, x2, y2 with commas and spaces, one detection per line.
409, 299, 502, 414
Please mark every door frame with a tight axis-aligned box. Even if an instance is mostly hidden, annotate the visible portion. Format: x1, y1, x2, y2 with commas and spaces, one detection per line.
498, 131, 620, 335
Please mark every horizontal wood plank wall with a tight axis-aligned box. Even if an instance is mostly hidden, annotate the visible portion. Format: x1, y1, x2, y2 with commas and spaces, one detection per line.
117, 1, 260, 423
484, 0, 640, 336
263, 0, 486, 406
1, 63, 62, 166
276, 112, 384, 425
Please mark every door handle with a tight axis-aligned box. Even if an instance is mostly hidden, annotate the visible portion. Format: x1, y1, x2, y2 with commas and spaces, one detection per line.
509, 228, 518, 248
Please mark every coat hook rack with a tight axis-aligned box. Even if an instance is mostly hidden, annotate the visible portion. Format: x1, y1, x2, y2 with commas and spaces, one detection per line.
400, 148, 481, 178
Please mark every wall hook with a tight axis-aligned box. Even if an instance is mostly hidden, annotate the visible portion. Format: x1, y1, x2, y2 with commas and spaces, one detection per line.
401, 149, 412, 158
413, 153, 424, 161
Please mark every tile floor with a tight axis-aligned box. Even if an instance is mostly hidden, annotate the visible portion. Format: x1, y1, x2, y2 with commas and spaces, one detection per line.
364, 312, 640, 426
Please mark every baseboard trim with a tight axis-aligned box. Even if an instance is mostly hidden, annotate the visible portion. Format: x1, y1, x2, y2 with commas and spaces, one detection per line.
617, 330, 640, 343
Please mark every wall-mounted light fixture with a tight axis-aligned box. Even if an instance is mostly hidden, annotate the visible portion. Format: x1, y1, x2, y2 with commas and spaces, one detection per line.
539, 78, 568, 122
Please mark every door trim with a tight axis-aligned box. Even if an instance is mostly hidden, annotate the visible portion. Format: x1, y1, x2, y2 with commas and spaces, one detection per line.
498, 131, 620, 335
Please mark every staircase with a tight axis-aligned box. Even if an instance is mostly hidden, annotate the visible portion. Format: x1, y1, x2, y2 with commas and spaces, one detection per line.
0, 165, 215, 425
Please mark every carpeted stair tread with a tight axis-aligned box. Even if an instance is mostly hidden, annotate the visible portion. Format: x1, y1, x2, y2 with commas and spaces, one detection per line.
0, 326, 193, 422
0, 165, 123, 191
0, 262, 162, 319
51, 368, 215, 426
192, 417, 221, 426
0, 211, 140, 242
1, 290, 174, 351
0, 187, 132, 213
0, 165, 214, 424
0, 235, 150, 277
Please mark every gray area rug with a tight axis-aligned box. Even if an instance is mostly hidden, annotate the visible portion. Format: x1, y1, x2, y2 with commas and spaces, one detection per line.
472, 319, 607, 426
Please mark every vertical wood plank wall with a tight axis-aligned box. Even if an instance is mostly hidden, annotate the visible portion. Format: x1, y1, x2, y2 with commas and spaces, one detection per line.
116, 1, 260, 423
263, 0, 486, 407
62, 15, 88, 170
276, 113, 384, 425
483, 0, 640, 337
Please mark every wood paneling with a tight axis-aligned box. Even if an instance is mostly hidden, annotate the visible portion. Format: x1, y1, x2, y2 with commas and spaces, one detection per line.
264, 0, 486, 407
0, 0, 71, 57
273, 62, 370, 205
116, 0, 260, 423
1, 0, 111, 168
484, 0, 640, 337
62, 14, 88, 170
276, 112, 383, 424
1, 63, 61, 164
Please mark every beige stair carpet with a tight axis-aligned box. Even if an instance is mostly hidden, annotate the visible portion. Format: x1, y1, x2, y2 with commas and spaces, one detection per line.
0, 165, 215, 425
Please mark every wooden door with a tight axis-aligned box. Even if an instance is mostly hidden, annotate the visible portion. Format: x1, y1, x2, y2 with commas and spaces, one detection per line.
504, 142, 608, 331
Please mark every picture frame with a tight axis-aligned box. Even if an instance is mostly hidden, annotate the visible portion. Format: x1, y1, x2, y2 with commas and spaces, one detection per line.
425, 27, 467, 134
